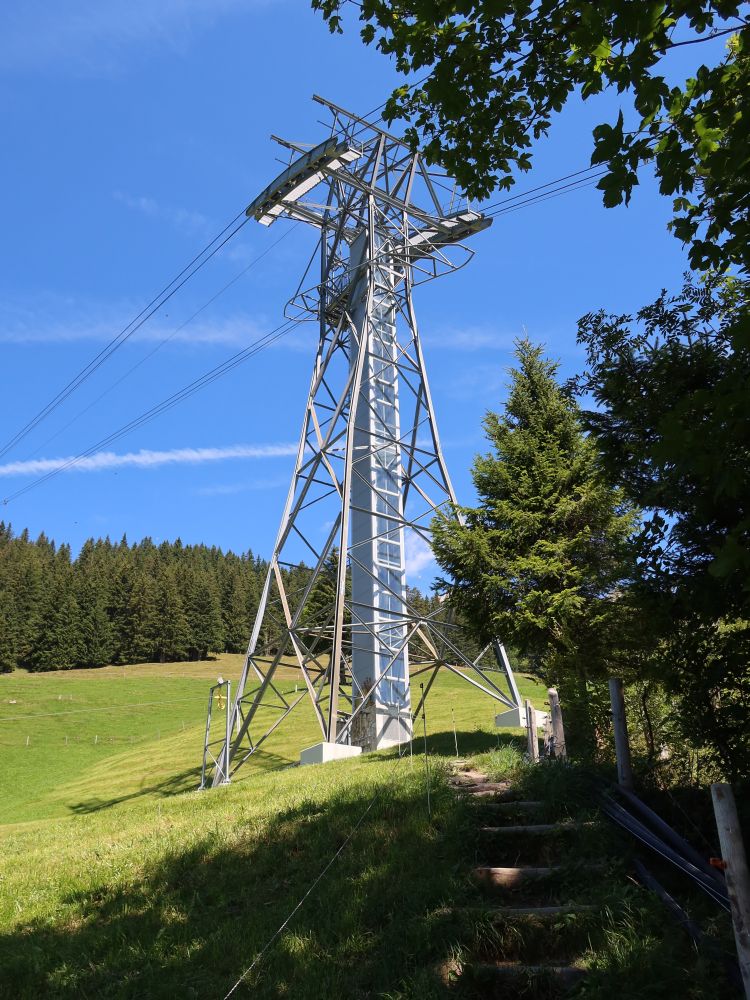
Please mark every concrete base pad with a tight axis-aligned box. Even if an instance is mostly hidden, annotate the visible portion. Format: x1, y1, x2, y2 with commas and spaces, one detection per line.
299, 742, 363, 766
495, 706, 549, 730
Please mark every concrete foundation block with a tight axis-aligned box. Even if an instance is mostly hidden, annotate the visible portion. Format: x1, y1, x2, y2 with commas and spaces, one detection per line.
495, 706, 549, 731
299, 742, 363, 766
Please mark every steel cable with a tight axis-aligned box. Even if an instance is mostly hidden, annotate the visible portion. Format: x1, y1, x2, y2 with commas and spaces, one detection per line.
0, 212, 252, 460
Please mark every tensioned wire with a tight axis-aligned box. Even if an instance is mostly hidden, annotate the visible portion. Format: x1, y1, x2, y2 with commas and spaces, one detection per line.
0, 211, 253, 462
221, 788, 381, 998
220, 741, 424, 1000
25, 223, 300, 460
0, 92, 412, 470
1, 162, 607, 506
1, 312, 305, 505
3, 82, 610, 504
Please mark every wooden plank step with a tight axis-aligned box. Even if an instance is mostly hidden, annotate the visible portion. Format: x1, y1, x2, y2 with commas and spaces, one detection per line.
449, 770, 490, 786
485, 799, 545, 811
470, 962, 586, 986
473, 865, 561, 887
454, 903, 599, 918
485, 904, 599, 917
461, 782, 513, 796
480, 821, 595, 835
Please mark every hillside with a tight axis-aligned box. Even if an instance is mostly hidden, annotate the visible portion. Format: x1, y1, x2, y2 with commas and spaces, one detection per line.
0, 663, 736, 998
0, 659, 542, 998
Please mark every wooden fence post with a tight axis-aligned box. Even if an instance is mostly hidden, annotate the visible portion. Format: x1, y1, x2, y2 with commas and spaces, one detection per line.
711, 783, 750, 998
608, 677, 634, 791
542, 713, 553, 758
525, 699, 539, 763
547, 688, 566, 760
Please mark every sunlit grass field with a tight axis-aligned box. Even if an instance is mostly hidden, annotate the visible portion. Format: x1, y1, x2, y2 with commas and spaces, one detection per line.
0, 656, 544, 827
0, 661, 734, 999
0, 657, 546, 998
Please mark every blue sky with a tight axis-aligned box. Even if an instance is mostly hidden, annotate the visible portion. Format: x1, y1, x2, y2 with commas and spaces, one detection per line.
0, 2, 725, 579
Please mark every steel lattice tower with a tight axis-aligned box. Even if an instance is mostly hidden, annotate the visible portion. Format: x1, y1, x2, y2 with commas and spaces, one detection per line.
204, 97, 524, 787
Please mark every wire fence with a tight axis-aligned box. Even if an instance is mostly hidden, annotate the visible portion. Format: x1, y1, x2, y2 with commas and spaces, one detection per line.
0, 720, 200, 750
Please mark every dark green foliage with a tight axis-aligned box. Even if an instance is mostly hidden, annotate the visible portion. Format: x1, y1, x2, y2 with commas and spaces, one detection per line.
220, 566, 249, 654
574, 274, 750, 779
314, 0, 750, 276
0, 522, 270, 672
153, 567, 191, 663
298, 549, 340, 657
28, 547, 84, 672
432, 340, 638, 692
182, 570, 224, 661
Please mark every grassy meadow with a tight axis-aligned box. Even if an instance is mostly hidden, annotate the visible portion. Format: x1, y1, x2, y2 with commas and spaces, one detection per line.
0, 657, 544, 827
0, 658, 546, 998
0, 661, 735, 998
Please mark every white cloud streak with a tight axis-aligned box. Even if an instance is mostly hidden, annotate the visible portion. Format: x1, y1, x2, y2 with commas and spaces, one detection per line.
424, 327, 517, 352
113, 191, 210, 236
193, 477, 288, 497
404, 530, 436, 578
0, 443, 297, 478
0, 307, 308, 349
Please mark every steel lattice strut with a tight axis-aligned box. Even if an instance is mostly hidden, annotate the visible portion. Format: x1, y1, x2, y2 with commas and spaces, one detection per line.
204, 97, 522, 786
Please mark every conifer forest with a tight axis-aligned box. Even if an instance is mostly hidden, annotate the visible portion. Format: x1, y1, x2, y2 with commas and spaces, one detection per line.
0, 526, 268, 671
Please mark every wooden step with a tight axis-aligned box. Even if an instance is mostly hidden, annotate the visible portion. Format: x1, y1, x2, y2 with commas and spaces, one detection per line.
461, 782, 513, 796
449, 770, 490, 786
470, 961, 586, 987
482, 904, 599, 917
473, 865, 561, 888
454, 903, 599, 918
480, 821, 595, 835
484, 799, 545, 812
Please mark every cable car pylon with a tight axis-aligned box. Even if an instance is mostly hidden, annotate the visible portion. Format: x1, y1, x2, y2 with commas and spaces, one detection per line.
202, 97, 525, 787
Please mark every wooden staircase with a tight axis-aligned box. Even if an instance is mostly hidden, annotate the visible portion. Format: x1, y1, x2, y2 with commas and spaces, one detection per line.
444, 766, 613, 996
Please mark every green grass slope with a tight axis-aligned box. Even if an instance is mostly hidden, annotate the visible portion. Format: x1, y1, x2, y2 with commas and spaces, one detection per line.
0, 658, 543, 826
0, 660, 546, 998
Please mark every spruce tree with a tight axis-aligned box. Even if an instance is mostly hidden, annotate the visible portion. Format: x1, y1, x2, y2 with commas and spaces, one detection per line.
0, 569, 17, 673
75, 541, 113, 667
221, 567, 249, 653
28, 549, 83, 671
183, 569, 224, 660
0, 526, 18, 671
124, 571, 160, 663
432, 339, 637, 687
153, 566, 190, 662
109, 557, 134, 665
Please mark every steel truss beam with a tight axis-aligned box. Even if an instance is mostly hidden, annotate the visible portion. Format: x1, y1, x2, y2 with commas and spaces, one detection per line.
204, 99, 521, 788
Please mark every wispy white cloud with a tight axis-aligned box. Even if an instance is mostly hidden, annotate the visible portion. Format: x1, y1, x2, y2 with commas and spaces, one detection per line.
113, 191, 210, 236
0, 443, 296, 478
0, 0, 274, 75
404, 530, 436, 579
193, 477, 287, 497
424, 327, 517, 352
0, 296, 302, 348
439, 364, 508, 401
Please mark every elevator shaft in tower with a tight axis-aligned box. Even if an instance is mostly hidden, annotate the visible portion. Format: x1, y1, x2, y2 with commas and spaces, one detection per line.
348, 230, 411, 750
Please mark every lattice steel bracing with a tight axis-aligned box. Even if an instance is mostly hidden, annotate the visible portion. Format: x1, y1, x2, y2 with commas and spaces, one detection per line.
207, 97, 522, 786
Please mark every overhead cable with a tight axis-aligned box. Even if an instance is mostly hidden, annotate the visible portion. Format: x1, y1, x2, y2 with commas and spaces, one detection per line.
27, 223, 299, 459
1, 316, 303, 505
0, 212, 251, 461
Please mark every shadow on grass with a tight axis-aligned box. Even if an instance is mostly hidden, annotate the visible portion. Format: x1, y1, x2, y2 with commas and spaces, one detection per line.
68, 749, 299, 816
365, 729, 522, 764
2, 742, 737, 999
2, 760, 482, 1000
67, 766, 203, 815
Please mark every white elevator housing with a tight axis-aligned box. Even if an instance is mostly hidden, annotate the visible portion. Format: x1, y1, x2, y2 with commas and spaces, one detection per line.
348, 230, 412, 750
